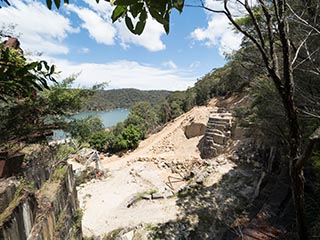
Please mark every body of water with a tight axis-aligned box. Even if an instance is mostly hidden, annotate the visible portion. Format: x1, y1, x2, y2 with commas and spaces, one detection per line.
72, 109, 130, 128
51, 108, 130, 141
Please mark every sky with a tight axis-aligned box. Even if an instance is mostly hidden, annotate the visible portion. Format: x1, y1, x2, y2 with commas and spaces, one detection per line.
0, 0, 243, 90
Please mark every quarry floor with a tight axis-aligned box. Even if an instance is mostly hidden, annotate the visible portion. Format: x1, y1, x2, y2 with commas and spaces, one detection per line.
76, 96, 260, 238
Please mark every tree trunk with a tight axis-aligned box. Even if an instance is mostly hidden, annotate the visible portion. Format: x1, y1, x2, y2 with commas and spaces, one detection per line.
281, 87, 308, 239
291, 165, 308, 239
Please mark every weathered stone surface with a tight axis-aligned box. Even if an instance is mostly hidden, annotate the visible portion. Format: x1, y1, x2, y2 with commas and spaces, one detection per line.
201, 109, 233, 159
184, 122, 206, 139
211, 133, 226, 145
0, 164, 82, 240
0, 192, 37, 240
0, 178, 18, 214
0, 152, 25, 178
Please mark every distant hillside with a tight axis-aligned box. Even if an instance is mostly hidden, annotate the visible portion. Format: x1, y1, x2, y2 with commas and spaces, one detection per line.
82, 88, 171, 111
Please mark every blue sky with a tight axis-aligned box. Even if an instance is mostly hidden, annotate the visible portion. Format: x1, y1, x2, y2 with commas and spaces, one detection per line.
1, 0, 242, 90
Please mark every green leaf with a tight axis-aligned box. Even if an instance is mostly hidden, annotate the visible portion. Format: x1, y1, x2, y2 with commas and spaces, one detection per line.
173, 0, 184, 12
130, 3, 143, 18
46, 0, 52, 9
134, 19, 146, 35
149, 8, 165, 24
139, 7, 147, 21
164, 12, 170, 34
111, 6, 126, 22
115, 0, 136, 6
54, 0, 60, 8
50, 65, 55, 75
64, 0, 69, 4
125, 16, 134, 32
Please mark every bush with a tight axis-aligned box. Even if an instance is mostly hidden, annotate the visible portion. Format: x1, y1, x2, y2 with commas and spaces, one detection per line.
88, 130, 108, 152
112, 125, 143, 151
66, 116, 104, 143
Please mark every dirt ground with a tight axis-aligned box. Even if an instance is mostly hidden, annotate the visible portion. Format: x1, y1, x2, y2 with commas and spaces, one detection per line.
76, 98, 259, 238
77, 105, 221, 236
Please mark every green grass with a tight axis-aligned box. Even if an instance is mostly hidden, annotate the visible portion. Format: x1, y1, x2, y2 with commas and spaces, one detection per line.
52, 166, 68, 182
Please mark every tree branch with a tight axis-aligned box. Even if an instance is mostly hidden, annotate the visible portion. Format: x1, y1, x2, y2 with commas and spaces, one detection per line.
292, 30, 313, 66
287, 2, 320, 34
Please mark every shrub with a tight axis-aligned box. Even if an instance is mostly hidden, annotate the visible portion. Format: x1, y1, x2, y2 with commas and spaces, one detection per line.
88, 130, 108, 152
112, 125, 143, 151
66, 116, 104, 142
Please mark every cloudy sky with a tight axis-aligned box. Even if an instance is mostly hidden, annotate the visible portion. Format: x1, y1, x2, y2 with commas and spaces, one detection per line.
0, 0, 242, 90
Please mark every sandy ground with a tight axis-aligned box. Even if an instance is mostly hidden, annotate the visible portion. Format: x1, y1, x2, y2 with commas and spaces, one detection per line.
77, 104, 237, 237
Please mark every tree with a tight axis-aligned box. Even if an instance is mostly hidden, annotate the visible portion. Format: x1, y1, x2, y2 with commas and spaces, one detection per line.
0, 37, 56, 102
8, 0, 318, 237
108, 0, 319, 238
66, 115, 104, 143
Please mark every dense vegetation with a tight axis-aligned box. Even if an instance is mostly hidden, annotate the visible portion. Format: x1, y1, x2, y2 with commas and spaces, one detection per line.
82, 88, 171, 111
69, 1, 320, 237
1, 0, 320, 238
77, 54, 255, 153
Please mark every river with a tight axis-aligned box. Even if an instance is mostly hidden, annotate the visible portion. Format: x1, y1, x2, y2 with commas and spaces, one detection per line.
51, 109, 130, 141
72, 109, 130, 127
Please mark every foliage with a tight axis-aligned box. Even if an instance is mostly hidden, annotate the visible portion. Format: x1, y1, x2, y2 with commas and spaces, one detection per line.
126, 101, 160, 133
0, 42, 55, 102
56, 143, 78, 161
88, 130, 108, 152
82, 88, 170, 111
110, 0, 184, 35
52, 166, 67, 182
65, 115, 104, 143
110, 124, 142, 151
0, 74, 91, 145
42, 74, 92, 115
72, 208, 83, 235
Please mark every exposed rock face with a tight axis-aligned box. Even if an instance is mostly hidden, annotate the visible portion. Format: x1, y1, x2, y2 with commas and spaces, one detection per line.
184, 122, 206, 139
0, 152, 25, 178
0, 146, 82, 240
0, 178, 18, 214
201, 110, 233, 158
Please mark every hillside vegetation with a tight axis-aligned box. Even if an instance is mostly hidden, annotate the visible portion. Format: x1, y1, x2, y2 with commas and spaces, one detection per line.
81, 88, 171, 111
1, 0, 320, 238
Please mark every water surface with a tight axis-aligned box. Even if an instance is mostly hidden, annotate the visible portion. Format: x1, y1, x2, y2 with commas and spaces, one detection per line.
52, 109, 129, 141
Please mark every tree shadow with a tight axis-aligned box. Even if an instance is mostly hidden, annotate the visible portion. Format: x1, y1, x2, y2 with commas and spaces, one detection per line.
149, 162, 260, 240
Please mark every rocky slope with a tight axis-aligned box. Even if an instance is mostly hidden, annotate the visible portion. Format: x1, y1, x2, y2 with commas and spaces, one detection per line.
76, 95, 272, 239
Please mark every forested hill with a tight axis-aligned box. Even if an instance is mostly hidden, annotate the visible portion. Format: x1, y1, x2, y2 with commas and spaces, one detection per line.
82, 88, 171, 111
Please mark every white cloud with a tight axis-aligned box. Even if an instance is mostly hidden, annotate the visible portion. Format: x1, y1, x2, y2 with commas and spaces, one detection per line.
1, 0, 78, 55
162, 60, 177, 69
42, 57, 197, 90
67, 0, 166, 51
67, 4, 116, 45
191, 0, 243, 56
189, 61, 200, 68
81, 47, 90, 54
115, 18, 166, 52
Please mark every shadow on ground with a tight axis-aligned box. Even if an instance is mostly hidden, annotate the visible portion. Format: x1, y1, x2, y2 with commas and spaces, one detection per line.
149, 163, 259, 240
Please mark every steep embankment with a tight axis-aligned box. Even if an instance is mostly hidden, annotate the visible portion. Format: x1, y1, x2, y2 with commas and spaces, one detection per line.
77, 96, 263, 239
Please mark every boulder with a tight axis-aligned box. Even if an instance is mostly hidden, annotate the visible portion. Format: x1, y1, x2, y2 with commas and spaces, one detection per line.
184, 122, 206, 139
